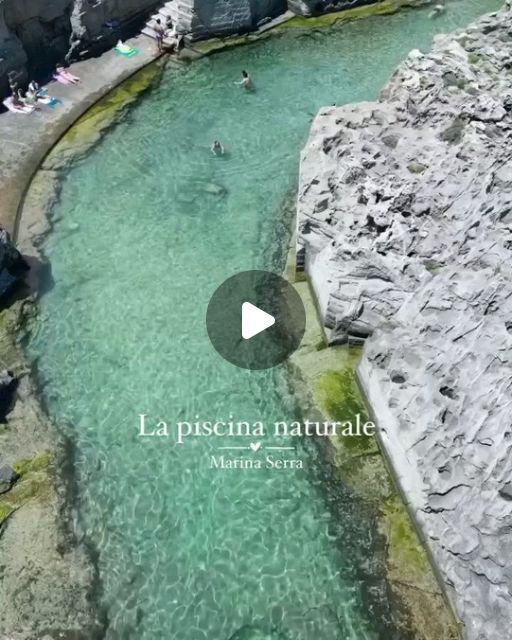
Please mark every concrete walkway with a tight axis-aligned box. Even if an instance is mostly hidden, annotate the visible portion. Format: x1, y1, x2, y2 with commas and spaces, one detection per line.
0, 35, 161, 236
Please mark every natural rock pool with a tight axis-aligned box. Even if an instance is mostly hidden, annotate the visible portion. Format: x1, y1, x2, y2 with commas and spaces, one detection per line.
27, 2, 500, 638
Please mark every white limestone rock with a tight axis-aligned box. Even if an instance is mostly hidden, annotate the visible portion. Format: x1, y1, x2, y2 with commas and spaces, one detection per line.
297, 8, 512, 639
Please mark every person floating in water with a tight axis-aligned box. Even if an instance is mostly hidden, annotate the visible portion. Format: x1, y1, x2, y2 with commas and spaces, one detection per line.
429, 3, 446, 18
235, 70, 253, 91
211, 140, 225, 156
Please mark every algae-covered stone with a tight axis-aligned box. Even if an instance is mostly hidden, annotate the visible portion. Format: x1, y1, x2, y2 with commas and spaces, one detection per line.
13, 450, 52, 477
0, 464, 19, 494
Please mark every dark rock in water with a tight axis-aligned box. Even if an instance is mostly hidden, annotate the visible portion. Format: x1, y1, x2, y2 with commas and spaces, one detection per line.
0, 463, 19, 494
228, 624, 284, 640
0, 369, 17, 422
0, 227, 29, 303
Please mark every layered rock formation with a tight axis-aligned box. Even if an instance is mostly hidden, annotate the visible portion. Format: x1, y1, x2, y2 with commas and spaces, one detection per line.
171, 0, 287, 39
0, 0, 160, 94
297, 7, 512, 639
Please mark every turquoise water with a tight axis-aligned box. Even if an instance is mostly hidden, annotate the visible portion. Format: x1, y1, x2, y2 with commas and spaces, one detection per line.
28, 2, 500, 638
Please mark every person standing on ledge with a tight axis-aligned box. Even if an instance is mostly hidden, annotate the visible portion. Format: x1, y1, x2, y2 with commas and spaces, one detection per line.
235, 70, 254, 91
154, 18, 165, 52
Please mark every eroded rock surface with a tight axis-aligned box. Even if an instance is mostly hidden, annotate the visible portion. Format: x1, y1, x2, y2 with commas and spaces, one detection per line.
0, 0, 160, 94
0, 304, 102, 638
297, 7, 512, 639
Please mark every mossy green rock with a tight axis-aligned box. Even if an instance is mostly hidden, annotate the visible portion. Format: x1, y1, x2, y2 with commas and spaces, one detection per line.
13, 450, 52, 477
0, 451, 53, 529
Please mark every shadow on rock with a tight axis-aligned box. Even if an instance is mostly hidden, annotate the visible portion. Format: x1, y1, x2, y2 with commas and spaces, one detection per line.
0, 369, 18, 423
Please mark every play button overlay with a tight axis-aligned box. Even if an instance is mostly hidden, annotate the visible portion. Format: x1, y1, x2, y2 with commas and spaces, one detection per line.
206, 270, 306, 370
242, 302, 275, 340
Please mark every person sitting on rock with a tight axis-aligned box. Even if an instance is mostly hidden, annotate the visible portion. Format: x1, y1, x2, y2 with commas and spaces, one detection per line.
11, 91, 24, 108
24, 87, 38, 106
8, 71, 18, 96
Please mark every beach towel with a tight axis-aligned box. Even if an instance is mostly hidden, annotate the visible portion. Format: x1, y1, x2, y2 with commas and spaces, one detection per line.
114, 42, 139, 57
37, 89, 62, 108
41, 96, 62, 107
2, 97, 35, 114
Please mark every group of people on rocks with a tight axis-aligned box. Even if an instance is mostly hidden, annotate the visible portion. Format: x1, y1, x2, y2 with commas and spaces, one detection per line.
153, 15, 183, 52
5, 65, 79, 114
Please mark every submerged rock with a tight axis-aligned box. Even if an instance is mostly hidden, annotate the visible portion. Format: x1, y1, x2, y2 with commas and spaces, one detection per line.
203, 182, 228, 196
228, 625, 284, 640
297, 7, 512, 639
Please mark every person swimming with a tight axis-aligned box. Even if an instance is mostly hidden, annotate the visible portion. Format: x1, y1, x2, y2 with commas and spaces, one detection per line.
211, 140, 225, 156
235, 70, 253, 90
429, 3, 446, 18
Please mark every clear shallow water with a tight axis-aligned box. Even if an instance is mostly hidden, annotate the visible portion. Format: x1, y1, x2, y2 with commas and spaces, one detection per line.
28, 2, 500, 638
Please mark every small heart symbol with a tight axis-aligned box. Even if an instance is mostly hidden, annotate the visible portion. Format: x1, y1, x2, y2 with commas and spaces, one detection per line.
250, 442, 262, 452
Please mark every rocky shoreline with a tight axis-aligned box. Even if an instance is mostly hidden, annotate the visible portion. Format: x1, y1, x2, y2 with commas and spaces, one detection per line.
297, 6, 512, 638
0, 48, 167, 639
1, 2, 507, 636
286, 275, 460, 640
0, 301, 105, 638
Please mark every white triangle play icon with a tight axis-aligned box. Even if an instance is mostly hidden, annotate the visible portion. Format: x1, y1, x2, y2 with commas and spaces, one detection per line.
242, 302, 275, 340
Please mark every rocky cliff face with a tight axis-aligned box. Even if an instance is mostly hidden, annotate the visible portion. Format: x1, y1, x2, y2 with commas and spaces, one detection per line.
297, 7, 512, 639
0, 0, 160, 95
0, 0, 386, 95
0, 0, 71, 93
0, 0, 288, 94
169, 0, 287, 39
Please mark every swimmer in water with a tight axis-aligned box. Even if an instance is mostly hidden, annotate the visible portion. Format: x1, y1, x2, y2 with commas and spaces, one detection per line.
429, 3, 445, 18
235, 70, 253, 90
211, 140, 225, 156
